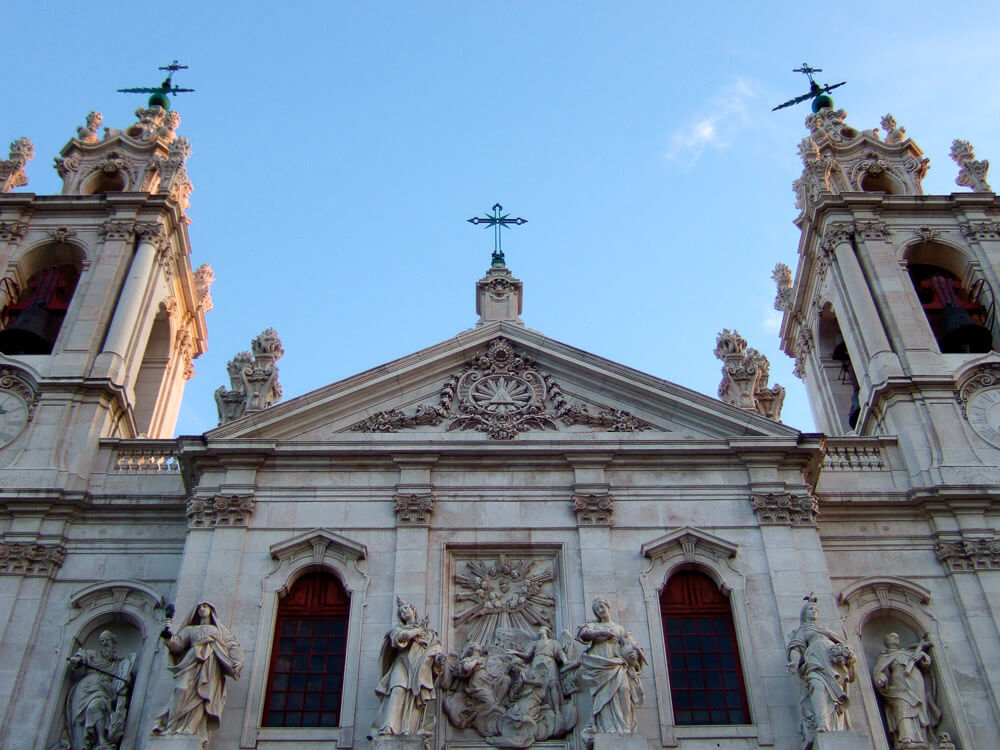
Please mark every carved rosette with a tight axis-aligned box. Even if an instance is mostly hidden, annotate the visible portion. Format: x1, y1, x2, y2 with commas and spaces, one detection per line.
453, 554, 556, 647
750, 492, 818, 526
0, 541, 66, 577
186, 495, 256, 528
393, 493, 434, 525
352, 337, 653, 439
935, 536, 1000, 572
572, 492, 613, 526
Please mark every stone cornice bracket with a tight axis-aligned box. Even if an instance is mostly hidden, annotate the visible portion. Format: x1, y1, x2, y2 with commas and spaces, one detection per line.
0, 540, 66, 577
215, 328, 284, 425
186, 494, 256, 528
715, 329, 785, 421
951, 139, 992, 193
750, 491, 819, 527
0, 221, 28, 243
959, 221, 1000, 241
572, 492, 613, 526
935, 534, 1000, 572
393, 492, 434, 525
0, 137, 34, 193
98, 219, 136, 241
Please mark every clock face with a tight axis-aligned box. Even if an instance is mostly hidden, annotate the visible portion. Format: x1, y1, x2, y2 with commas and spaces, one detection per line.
967, 387, 1000, 448
0, 389, 29, 448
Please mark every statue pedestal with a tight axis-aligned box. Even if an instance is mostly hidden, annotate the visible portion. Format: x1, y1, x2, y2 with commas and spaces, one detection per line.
592, 733, 648, 750
147, 734, 202, 750
370, 735, 425, 750
813, 731, 875, 750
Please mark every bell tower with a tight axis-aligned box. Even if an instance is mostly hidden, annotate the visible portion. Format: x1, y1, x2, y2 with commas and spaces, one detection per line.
0, 101, 211, 484
777, 97, 1000, 484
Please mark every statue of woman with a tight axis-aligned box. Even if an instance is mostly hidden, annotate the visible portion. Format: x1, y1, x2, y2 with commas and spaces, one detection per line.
576, 597, 646, 737
152, 602, 243, 747
872, 633, 941, 747
62, 630, 135, 749
370, 597, 446, 740
785, 595, 857, 747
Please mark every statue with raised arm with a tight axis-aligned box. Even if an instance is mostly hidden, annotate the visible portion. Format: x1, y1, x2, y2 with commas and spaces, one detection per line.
61, 630, 135, 749
872, 633, 941, 748
152, 602, 243, 747
576, 598, 646, 739
785, 595, 857, 748
370, 597, 446, 742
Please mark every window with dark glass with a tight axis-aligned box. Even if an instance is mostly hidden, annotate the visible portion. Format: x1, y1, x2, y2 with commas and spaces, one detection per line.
263, 572, 349, 728
661, 570, 750, 725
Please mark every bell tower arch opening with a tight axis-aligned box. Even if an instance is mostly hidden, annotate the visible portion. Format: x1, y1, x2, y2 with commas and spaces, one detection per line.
0, 242, 84, 356
817, 304, 860, 432
904, 241, 994, 354
132, 304, 173, 437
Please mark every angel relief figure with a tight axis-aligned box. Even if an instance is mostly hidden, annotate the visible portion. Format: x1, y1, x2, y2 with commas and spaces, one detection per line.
443, 626, 579, 748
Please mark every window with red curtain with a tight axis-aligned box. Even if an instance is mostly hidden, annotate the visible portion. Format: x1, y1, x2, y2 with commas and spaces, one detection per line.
263, 572, 350, 727
661, 570, 750, 725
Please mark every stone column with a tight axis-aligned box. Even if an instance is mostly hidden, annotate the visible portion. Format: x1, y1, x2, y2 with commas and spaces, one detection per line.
100, 223, 168, 376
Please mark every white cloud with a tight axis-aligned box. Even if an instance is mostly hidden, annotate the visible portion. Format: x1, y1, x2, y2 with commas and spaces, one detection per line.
666, 77, 759, 167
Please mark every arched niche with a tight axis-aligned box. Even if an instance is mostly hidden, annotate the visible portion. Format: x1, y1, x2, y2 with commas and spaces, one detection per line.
40, 580, 166, 750
839, 578, 971, 750
860, 170, 902, 195
903, 241, 995, 355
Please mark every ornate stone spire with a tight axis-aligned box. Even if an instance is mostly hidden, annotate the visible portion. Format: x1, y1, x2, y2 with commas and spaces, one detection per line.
215, 329, 284, 425
476, 260, 524, 326
792, 107, 929, 224
951, 139, 991, 192
53, 107, 193, 211
715, 330, 785, 421
0, 137, 34, 193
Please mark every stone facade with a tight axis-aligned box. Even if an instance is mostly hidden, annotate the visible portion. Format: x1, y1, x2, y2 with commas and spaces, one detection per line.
0, 101, 998, 750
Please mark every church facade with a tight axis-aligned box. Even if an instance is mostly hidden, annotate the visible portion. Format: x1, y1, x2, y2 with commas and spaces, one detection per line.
0, 97, 998, 750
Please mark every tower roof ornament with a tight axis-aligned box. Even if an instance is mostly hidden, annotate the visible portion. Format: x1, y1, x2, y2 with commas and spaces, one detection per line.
772, 64, 846, 113
467, 203, 527, 267
117, 60, 194, 111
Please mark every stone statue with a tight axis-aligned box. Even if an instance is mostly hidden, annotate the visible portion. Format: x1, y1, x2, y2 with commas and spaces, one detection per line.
60, 630, 135, 749
785, 595, 858, 748
872, 633, 942, 749
576, 598, 646, 739
442, 627, 579, 747
370, 597, 446, 741
152, 601, 243, 747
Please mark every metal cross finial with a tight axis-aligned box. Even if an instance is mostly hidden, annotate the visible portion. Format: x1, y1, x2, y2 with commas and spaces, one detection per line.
793, 64, 823, 87
117, 60, 195, 110
468, 203, 528, 266
772, 63, 846, 112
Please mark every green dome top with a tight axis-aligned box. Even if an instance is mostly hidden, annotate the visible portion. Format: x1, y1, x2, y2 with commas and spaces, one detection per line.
811, 93, 834, 113
148, 92, 171, 110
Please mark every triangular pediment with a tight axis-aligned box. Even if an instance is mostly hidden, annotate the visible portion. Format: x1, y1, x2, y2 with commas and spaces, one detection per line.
206, 322, 799, 442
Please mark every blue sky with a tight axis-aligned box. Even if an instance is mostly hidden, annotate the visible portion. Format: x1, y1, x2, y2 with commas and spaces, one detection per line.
6, 2, 1000, 435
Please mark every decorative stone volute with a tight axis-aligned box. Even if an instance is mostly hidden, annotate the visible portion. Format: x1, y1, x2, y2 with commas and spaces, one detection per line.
715, 329, 785, 421
476, 262, 523, 326
0, 137, 34, 193
53, 107, 193, 211
951, 138, 992, 192
793, 107, 928, 223
215, 329, 284, 425
772, 263, 793, 311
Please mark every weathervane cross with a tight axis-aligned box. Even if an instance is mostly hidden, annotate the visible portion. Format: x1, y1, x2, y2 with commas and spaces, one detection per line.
468, 203, 527, 266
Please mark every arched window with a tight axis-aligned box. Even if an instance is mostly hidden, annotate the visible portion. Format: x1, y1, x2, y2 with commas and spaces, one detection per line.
263, 572, 350, 728
661, 570, 750, 725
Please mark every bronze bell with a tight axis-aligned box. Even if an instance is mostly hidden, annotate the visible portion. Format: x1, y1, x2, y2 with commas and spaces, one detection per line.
939, 304, 993, 354
0, 303, 56, 355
